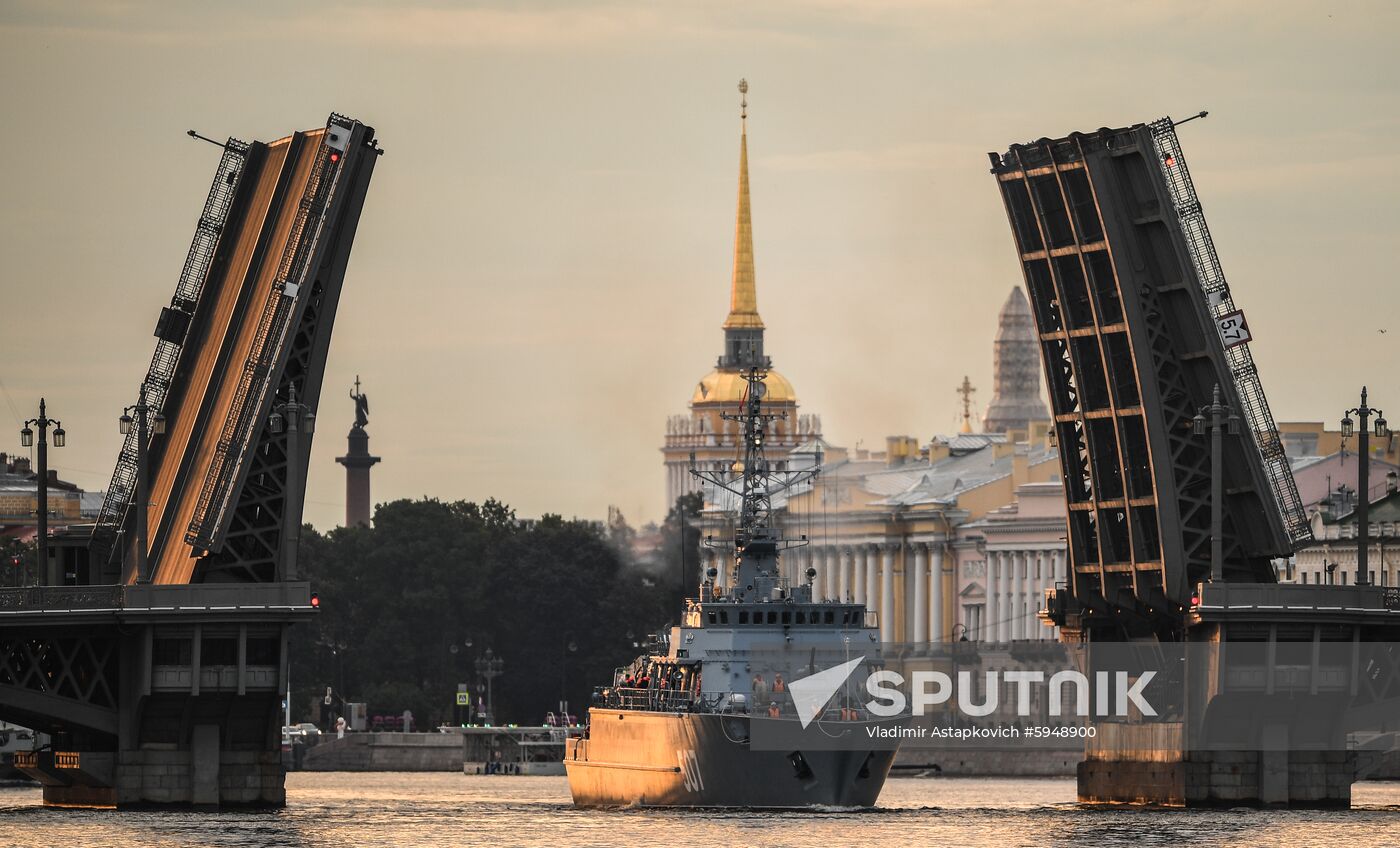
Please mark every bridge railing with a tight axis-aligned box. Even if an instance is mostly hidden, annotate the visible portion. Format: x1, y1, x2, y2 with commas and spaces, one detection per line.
0, 585, 125, 612
0, 581, 313, 613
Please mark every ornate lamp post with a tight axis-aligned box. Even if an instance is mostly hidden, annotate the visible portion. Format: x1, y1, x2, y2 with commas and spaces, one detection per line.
21, 399, 66, 585
1342, 387, 1388, 587
269, 385, 315, 582
474, 647, 505, 726
1193, 384, 1240, 583
120, 383, 166, 583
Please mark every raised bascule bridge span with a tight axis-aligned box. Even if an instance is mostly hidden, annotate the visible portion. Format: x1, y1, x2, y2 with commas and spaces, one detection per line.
0, 113, 379, 807
990, 117, 1400, 806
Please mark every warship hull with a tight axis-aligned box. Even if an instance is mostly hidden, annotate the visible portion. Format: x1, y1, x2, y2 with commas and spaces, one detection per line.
565, 709, 897, 808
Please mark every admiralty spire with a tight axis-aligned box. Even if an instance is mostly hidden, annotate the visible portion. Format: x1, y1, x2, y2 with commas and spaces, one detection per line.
662, 80, 821, 511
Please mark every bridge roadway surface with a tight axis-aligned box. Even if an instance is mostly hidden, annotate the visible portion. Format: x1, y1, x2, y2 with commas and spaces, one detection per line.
139, 130, 324, 586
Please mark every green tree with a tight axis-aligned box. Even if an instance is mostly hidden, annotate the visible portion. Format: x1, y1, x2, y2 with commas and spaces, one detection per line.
289, 498, 671, 729
657, 492, 703, 610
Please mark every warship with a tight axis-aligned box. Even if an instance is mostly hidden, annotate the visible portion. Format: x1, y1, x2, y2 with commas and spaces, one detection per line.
565, 368, 902, 808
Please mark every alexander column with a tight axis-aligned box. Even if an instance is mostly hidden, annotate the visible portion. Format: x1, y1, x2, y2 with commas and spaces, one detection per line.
336, 377, 381, 528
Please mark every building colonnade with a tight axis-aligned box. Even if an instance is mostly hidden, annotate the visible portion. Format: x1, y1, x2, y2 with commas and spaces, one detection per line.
982, 548, 1065, 642
698, 540, 951, 645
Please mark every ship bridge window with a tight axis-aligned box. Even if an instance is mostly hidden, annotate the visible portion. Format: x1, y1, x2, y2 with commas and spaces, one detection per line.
781, 611, 791, 625
719, 611, 729, 624
767, 611, 778, 625
796, 611, 806, 624
825, 611, 834, 624
739, 611, 750, 624
707, 611, 717, 625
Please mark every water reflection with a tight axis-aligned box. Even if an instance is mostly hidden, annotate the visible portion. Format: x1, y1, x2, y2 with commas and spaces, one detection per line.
1, 774, 1398, 848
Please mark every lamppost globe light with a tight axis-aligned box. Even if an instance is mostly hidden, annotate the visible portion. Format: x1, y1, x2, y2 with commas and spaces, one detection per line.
303, 411, 316, 435
1376, 416, 1389, 439
269, 411, 284, 434
52, 427, 65, 448
119, 413, 134, 435
20, 426, 33, 447
1341, 415, 1354, 438
1192, 413, 1206, 437
153, 413, 167, 435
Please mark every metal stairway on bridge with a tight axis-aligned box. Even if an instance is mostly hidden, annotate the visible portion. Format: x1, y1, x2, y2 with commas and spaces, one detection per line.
89, 139, 252, 572
1146, 118, 1311, 547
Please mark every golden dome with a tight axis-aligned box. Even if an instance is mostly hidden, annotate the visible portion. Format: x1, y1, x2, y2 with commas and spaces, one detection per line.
692, 369, 797, 406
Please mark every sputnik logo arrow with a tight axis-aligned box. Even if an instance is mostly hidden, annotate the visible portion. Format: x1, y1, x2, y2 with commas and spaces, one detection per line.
787, 656, 865, 729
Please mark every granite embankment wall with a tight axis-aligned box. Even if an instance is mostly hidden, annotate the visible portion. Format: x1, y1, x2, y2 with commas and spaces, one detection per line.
302, 733, 462, 772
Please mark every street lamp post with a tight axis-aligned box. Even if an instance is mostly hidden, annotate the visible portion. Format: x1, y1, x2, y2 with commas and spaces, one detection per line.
120, 383, 167, 583
560, 634, 578, 720
269, 385, 315, 582
1342, 387, 1388, 587
1193, 384, 1240, 583
21, 399, 66, 586
474, 648, 504, 725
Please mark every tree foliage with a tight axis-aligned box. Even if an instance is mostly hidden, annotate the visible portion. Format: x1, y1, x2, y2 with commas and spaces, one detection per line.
656, 492, 704, 611
290, 498, 672, 728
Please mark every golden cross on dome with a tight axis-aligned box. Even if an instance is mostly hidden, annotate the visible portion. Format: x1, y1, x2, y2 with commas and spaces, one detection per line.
957, 376, 977, 434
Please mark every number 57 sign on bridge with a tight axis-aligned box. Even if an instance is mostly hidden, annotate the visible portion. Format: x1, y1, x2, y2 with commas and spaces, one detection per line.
1216, 309, 1252, 349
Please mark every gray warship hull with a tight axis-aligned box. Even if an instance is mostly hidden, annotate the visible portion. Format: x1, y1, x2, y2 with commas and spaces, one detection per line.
565, 708, 898, 808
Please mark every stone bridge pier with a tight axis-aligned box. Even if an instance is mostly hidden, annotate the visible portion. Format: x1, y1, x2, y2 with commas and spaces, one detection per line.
1074, 582, 1400, 807
0, 582, 314, 808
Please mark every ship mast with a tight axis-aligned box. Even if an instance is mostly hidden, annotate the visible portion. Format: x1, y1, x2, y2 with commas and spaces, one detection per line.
689, 368, 820, 597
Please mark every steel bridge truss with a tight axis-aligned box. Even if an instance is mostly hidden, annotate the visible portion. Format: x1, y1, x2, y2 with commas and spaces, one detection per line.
990, 118, 1302, 638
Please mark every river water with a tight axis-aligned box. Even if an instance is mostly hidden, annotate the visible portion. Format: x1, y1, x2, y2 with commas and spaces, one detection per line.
2, 774, 1399, 847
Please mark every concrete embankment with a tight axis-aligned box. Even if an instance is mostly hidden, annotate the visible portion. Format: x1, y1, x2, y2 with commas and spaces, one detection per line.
893, 748, 1079, 777
303, 733, 462, 772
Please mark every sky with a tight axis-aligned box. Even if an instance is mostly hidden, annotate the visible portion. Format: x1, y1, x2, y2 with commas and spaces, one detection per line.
1, 1, 1398, 532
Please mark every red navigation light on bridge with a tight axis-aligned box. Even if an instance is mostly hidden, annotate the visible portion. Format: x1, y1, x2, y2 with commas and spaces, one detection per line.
310, 592, 320, 608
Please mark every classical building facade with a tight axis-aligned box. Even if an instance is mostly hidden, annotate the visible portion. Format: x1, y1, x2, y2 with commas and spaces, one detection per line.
660, 85, 821, 512
954, 481, 1066, 642
1292, 484, 1400, 588
0, 453, 100, 543
696, 434, 1062, 645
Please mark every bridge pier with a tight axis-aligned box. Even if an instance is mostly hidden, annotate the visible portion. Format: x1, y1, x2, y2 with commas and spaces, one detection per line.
1078, 728, 1356, 808
1069, 582, 1400, 807
1, 582, 314, 808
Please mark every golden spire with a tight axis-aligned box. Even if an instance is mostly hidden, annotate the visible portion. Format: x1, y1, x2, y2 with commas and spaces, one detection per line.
723, 78, 764, 330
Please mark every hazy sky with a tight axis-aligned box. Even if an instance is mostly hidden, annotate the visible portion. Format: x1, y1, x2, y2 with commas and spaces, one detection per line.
2, 1, 1398, 532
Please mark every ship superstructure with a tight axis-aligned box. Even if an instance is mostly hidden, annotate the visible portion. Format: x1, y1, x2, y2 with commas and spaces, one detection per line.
565, 369, 901, 807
